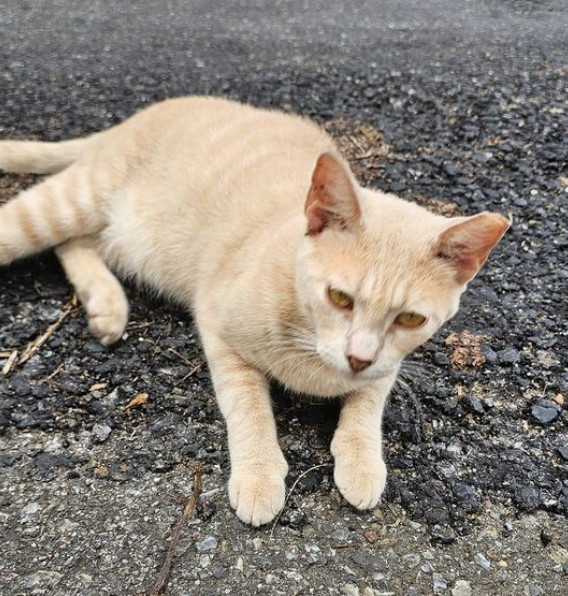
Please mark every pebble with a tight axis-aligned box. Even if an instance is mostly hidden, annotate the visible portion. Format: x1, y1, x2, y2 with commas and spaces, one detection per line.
451, 580, 472, 596
22, 502, 41, 518
464, 395, 485, 414
531, 405, 559, 425
433, 573, 448, 593
92, 423, 112, 442
474, 553, 491, 570
195, 535, 218, 552
498, 348, 520, 364
402, 554, 421, 568
341, 583, 360, 596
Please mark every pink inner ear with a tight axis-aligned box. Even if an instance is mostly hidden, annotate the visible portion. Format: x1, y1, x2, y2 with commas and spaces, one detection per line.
437, 212, 510, 283
305, 153, 360, 235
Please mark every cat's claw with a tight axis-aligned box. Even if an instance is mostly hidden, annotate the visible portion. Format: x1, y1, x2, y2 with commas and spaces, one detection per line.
333, 446, 387, 510
229, 468, 287, 526
86, 285, 129, 345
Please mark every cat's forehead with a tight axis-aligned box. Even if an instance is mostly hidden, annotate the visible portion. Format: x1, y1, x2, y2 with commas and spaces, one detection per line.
358, 188, 448, 243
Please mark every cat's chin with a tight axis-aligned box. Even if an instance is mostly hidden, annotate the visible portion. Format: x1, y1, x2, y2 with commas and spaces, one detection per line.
344, 368, 396, 383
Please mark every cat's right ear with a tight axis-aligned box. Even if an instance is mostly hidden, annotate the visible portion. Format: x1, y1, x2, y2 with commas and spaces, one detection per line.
305, 153, 361, 236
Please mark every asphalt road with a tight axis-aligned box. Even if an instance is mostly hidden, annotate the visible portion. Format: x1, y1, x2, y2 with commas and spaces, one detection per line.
1, 1, 567, 595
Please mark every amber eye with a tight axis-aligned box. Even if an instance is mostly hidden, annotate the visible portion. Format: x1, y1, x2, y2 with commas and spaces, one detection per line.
328, 288, 354, 310
394, 312, 427, 329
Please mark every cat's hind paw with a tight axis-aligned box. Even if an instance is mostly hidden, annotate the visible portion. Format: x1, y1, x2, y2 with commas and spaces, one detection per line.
85, 282, 129, 345
229, 467, 286, 526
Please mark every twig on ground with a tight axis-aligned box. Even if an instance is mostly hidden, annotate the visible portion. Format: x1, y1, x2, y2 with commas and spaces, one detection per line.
180, 361, 203, 383
269, 463, 332, 539
148, 463, 204, 596
1, 350, 19, 376
13, 296, 78, 372
46, 362, 65, 382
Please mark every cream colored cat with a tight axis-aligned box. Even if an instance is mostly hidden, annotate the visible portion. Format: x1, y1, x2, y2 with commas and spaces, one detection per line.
0, 97, 509, 526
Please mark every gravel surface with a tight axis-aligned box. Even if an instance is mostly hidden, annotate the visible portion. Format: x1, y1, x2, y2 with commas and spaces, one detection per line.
1, 1, 567, 595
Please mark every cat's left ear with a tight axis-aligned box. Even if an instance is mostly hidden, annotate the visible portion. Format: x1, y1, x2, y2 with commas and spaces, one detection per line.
435, 212, 511, 283
305, 153, 361, 235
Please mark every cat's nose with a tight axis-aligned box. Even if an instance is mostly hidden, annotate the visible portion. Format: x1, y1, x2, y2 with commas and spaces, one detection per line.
347, 355, 373, 373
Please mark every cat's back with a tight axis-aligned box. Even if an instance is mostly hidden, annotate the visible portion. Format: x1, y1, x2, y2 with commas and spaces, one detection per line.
99, 97, 335, 299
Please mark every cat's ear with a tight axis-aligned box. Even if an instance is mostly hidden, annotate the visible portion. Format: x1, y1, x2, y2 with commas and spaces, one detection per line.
305, 153, 361, 235
435, 212, 511, 283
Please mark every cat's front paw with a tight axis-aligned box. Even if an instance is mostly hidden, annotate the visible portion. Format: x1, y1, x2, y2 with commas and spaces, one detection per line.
229, 466, 287, 526
332, 438, 387, 510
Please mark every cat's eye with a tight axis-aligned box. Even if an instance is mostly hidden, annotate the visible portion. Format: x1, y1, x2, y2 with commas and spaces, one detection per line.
394, 312, 427, 329
328, 287, 354, 310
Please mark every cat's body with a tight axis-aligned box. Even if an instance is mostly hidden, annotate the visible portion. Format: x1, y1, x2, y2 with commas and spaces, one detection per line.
0, 97, 509, 525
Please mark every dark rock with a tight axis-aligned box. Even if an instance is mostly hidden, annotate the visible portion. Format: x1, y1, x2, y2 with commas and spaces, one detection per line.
531, 405, 559, 425
514, 486, 541, 511
540, 529, 552, 547
464, 395, 485, 414
498, 348, 520, 364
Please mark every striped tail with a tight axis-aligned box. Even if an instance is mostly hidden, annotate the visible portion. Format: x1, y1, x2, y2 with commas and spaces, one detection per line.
0, 163, 106, 265
0, 135, 98, 175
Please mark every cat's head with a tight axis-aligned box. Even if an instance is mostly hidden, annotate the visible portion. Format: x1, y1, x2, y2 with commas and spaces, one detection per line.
295, 153, 509, 382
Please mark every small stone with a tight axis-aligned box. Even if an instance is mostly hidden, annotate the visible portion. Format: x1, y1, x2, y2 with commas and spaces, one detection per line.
474, 553, 491, 570
92, 423, 112, 442
451, 580, 472, 596
433, 573, 448, 593
195, 535, 218, 552
22, 502, 41, 518
557, 445, 568, 461
421, 562, 434, 574
540, 529, 553, 547
525, 585, 543, 596
402, 554, 421, 569
498, 347, 519, 364
341, 583, 360, 596
515, 486, 541, 510
464, 395, 485, 414
531, 403, 559, 425
434, 352, 449, 365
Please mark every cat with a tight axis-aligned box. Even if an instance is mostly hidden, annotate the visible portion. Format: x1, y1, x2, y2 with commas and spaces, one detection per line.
0, 96, 510, 526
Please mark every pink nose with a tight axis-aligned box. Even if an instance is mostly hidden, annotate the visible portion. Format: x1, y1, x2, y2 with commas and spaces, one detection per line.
347, 355, 373, 373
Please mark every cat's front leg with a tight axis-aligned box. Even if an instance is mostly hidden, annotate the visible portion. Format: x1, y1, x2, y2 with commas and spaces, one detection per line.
198, 327, 288, 526
331, 376, 396, 510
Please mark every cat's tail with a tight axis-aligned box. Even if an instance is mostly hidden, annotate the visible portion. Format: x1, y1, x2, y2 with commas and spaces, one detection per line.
0, 162, 107, 265
0, 135, 100, 174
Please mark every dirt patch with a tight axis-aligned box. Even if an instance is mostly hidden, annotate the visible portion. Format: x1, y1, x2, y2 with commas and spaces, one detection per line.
444, 330, 490, 370
324, 118, 391, 184
326, 119, 461, 217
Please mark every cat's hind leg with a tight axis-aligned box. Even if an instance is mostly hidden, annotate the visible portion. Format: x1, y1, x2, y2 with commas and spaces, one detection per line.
55, 236, 129, 345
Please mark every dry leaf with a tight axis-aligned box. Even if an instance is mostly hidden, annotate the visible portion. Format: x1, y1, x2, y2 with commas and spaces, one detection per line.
362, 529, 380, 544
90, 383, 108, 392
123, 392, 149, 411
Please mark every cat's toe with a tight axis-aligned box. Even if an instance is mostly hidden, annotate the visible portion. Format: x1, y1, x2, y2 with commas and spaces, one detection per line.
229, 469, 286, 526
86, 287, 129, 345
333, 452, 386, 510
